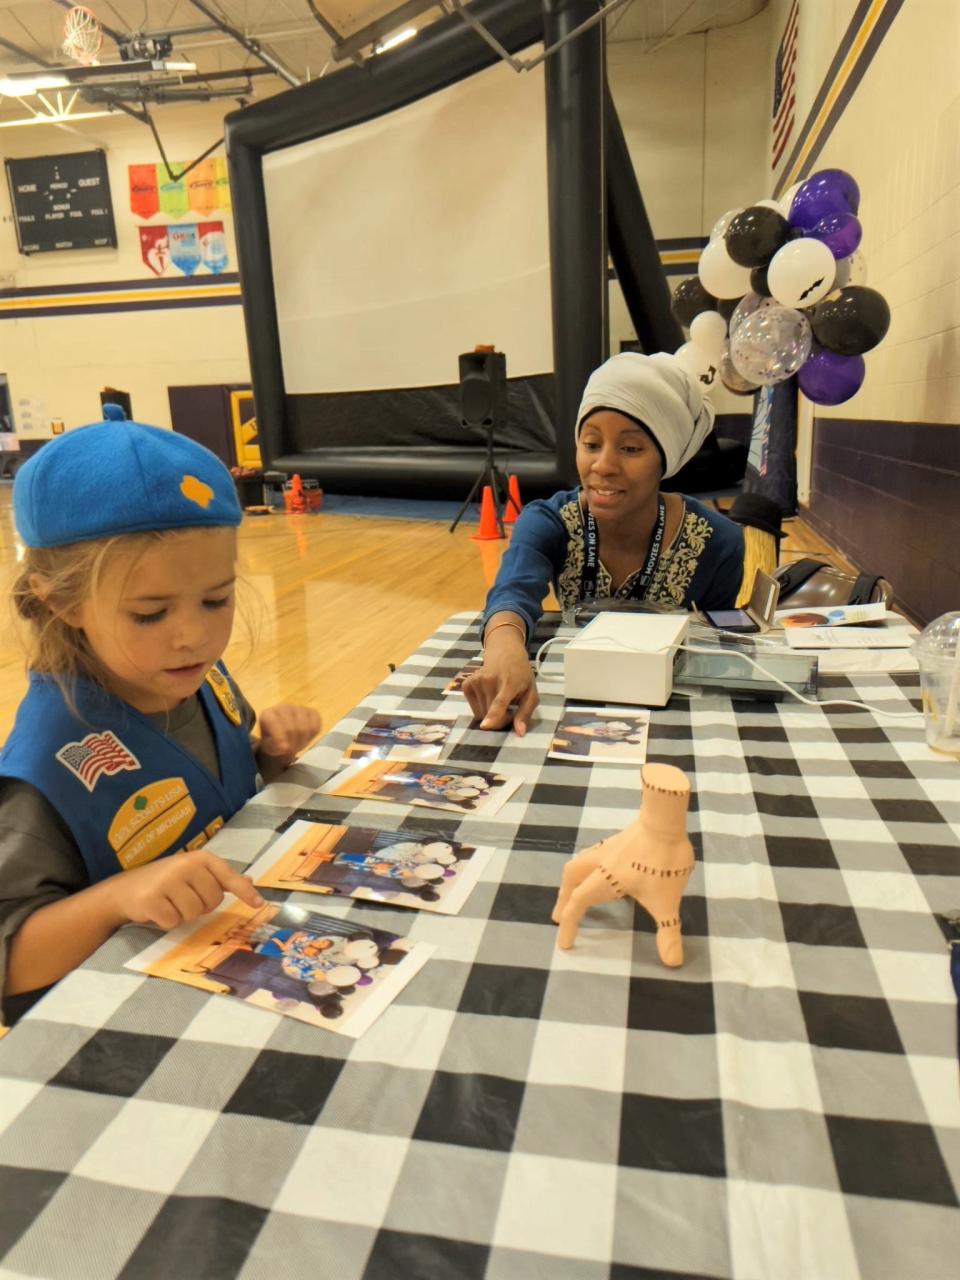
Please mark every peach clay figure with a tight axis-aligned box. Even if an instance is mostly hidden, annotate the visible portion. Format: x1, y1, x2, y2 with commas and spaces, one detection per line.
551, 762, 695, 966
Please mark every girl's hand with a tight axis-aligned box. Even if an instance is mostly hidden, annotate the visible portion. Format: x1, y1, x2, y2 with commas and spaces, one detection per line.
463, 646, 539, 736
111, 850, 265, 932
258, 704, 323, 759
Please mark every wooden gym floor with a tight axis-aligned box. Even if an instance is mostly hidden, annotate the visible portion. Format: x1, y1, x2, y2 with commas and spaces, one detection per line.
0, 486, 850, 744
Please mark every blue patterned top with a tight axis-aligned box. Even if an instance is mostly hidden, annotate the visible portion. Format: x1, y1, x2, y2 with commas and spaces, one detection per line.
483, 488, 744, 637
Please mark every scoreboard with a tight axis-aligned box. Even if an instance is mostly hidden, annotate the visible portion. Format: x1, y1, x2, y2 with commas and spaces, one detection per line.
5, 150, 117, 254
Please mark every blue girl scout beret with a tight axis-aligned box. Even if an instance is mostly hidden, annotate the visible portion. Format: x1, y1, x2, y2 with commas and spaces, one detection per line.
14, 405, 243, 549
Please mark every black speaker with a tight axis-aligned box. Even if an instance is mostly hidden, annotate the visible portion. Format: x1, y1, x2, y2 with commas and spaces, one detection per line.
458, 349, 506, 429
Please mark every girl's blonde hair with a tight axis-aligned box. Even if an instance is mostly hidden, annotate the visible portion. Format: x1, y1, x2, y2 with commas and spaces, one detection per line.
12, 527, 253, 707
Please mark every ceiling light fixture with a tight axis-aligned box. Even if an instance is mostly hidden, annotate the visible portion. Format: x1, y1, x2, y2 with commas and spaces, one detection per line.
0, 75, 71, 97
0, 58, 196, 98
373, 27, 417, 54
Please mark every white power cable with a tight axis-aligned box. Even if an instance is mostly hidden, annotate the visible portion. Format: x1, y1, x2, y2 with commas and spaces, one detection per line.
533, 634, 921, 720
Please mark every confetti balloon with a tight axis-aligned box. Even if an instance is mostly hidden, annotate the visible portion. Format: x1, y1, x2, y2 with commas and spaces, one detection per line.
767, 238, 836, 309
729, 291, 776, 336
719, 345, 759, 396
833, 249, 868, 289
729, 304, 812, 386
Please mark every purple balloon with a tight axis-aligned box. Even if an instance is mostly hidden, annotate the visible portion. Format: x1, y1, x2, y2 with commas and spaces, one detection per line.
807, 212, 862, 260
797, 346, 865, 405
789, 169, 861, 229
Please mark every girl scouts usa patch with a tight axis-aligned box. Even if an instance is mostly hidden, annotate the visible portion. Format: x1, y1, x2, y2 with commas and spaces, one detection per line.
205, 667, 242, 725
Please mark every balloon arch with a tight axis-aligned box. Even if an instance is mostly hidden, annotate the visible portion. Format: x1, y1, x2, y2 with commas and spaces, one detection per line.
670, 168, 890, 407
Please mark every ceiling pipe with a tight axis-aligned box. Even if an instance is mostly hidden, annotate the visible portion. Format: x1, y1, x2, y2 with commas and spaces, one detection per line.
304, 0, 364, 68
187, 0, 301, 86
330, 0, 437, 62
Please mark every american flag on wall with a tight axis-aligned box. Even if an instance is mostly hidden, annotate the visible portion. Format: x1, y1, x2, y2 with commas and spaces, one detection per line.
772, 0, 799, 169
56, 731, 140, 792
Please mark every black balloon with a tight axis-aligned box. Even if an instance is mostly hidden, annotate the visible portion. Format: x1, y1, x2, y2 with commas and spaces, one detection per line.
671, 276, 717, 328
810, 286, 891, 356
717, 297, 740, 321
724, 206, 791, 268
750, 265, 770, 296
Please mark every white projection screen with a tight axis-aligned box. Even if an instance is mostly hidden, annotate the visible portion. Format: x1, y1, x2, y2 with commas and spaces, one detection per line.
262, 52, 552, 395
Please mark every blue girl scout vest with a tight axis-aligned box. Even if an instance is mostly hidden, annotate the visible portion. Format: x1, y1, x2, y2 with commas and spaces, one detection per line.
0, 664, 258, 885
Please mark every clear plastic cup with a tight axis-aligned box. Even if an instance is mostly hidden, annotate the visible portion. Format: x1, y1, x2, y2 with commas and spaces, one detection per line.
914, 611, 960, 757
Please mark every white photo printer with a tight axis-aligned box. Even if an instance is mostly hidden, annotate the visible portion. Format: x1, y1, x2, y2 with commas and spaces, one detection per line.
563, 612, 690, 708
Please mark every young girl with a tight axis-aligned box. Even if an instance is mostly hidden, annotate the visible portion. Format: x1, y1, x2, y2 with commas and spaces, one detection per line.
0, 408, 321, 1022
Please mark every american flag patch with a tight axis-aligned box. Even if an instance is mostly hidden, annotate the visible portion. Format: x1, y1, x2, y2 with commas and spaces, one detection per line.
772, 0, 799, 170
56, 731, 141, 792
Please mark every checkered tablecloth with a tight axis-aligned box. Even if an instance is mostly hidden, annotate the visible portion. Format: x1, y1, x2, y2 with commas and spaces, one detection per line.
1, 613, 958, 1279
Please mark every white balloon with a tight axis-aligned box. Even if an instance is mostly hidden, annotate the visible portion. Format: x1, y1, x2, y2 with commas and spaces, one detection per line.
709, 207, 742, 242
754, 199, 783, 211
697, 237, 753, 299
779, 181, 803, 220
689, 309, 727, 359
767, 238, 836, 309
675, 341, 720, 394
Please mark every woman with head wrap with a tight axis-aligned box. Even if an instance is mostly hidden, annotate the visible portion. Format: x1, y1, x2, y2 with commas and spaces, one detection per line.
463, 352, 745, 735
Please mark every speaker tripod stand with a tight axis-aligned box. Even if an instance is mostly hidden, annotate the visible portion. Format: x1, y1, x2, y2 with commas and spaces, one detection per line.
448, 424, 521, 535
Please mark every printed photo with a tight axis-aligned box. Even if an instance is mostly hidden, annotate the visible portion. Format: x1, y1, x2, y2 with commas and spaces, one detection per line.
249, 820, 494, 914
549, 707, 651, 763
342, 711, 458, 763
322, 759, 522, 817
777, 602, 887, 628
126, 900, 431, 1037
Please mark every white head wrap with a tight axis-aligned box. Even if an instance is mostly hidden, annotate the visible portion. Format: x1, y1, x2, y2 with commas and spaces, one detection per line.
575, 352, 715, 478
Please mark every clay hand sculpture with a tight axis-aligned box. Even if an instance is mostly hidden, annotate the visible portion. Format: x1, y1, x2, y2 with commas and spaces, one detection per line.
551, 762, 694, 966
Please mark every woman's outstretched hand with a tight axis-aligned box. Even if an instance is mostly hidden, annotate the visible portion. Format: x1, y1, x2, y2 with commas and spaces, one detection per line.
462, 614, 539, 736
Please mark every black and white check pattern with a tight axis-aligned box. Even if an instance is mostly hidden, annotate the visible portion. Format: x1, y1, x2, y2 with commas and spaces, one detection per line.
0, 613, 957, 1279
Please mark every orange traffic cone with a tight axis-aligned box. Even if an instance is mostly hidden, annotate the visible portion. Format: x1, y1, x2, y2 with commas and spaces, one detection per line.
471, 485, 503, 541
504, 473, 523, 525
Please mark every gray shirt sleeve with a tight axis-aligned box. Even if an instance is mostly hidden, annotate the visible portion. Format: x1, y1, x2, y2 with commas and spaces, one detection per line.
0, 778, 89, 1018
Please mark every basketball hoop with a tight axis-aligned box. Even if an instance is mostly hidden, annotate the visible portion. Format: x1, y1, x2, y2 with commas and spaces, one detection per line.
62, 5, 103, 65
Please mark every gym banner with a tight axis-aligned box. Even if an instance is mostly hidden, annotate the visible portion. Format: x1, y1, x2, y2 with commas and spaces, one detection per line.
128, 164, 159, 220
128, 161, 231, 220
187, 158, 219, 217
213, 156, 232, 211
158, 165, 190, 219
139, 225, 170, 276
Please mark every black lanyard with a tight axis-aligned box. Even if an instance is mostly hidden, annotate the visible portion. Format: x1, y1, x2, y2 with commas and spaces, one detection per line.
581, 495, 666, 602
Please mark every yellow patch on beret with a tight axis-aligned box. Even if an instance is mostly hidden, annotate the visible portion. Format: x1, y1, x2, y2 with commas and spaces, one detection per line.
180, 474, 214, 508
